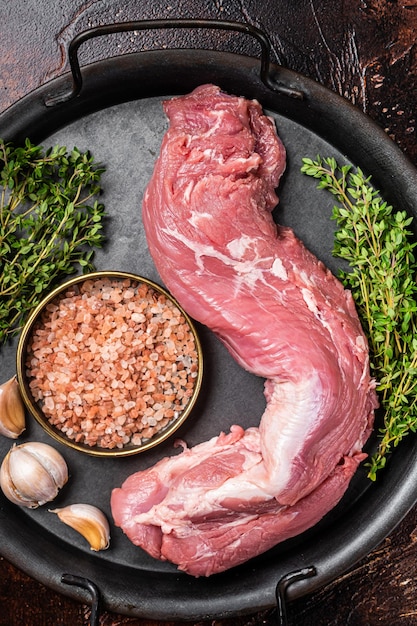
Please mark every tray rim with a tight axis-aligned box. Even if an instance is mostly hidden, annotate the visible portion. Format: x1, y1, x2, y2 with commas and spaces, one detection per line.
1, 47, 417, 620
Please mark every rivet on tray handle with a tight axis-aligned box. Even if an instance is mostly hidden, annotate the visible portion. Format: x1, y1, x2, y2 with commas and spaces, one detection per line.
61, 574, 101, 626
45, 18, 306, 106
275, 566, 317, 626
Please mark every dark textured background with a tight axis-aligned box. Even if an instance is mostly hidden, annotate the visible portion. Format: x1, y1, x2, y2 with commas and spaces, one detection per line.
1, 1, 417, 624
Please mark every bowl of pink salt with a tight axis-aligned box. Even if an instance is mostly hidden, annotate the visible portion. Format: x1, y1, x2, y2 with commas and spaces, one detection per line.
16, 271, 203, 457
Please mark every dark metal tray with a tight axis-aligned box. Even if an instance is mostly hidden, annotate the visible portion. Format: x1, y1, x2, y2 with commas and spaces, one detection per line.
1, 20, 417, 622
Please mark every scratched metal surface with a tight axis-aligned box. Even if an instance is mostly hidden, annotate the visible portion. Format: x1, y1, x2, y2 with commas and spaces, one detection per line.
1, 1, 417, 625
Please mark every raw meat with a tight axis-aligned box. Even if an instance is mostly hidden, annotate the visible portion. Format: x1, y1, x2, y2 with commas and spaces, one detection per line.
111, 84, 378, 576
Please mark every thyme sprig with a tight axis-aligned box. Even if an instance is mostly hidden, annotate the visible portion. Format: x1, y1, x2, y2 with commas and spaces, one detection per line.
0, 138, 105, 345
301, 156, 417, 480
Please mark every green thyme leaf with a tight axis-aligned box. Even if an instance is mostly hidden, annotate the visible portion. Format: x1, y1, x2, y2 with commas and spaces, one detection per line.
301, 155, 417, 480
0, 138, 106, 345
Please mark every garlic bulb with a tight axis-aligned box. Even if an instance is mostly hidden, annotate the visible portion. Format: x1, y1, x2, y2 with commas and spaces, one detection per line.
0, 441, 68, 508
50, 503, 110, 551
0, 376, 25, 439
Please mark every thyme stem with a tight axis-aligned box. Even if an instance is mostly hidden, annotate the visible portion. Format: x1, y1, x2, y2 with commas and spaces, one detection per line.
301, 156, 417, 480
0, 138, 106, 345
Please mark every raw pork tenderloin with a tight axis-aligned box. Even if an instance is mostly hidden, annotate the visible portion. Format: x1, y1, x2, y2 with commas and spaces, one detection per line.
111, 84, 378, 576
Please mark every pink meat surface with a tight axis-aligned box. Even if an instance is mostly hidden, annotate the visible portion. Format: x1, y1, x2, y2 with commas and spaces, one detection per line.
111, 84, 378, 576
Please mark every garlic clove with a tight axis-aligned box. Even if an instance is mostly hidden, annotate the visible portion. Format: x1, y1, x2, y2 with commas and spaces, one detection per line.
50, 504, 110, 551
23, 441, 69, 490
0, 441, 68, 508
0, 376, 26, 439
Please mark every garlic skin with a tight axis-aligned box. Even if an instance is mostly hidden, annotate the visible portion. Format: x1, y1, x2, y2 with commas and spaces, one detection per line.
50, 503, 110, 551
0, 376, 26, 439
0, 441, 68, 508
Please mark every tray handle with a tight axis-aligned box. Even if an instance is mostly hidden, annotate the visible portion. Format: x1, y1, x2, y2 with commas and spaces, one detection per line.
61, 574, 100, 626
46, 18, 305, 106
275, 566, 317, 625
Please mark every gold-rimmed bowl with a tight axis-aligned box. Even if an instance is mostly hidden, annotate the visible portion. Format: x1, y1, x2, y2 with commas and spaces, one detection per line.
16, 271, 203, 457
